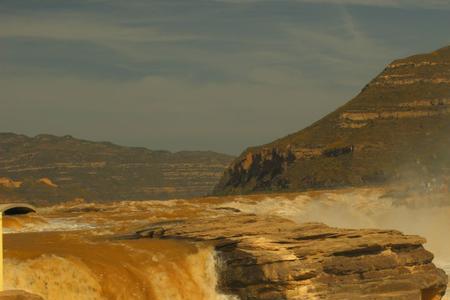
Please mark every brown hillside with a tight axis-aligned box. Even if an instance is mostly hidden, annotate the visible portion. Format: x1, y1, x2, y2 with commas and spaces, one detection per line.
0, 133, 234, 204
214, 45, 450, 195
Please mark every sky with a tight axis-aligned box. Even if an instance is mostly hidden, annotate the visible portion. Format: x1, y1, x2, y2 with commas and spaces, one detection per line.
1, 0, 449, 155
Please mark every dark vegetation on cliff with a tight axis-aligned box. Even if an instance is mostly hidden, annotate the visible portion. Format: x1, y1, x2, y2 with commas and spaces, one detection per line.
214, 45, 450, 195
0, 133, 234, 204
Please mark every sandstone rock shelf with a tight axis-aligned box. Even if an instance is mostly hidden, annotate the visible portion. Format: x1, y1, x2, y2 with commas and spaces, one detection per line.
132, 214, 448, 300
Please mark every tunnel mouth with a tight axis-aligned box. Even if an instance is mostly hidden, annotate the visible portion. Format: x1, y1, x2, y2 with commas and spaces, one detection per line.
3, 206, 36, 216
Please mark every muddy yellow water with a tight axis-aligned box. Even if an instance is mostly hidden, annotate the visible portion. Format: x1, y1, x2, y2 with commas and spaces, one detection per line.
2, 187, 449, 300
4, 231, 229, 300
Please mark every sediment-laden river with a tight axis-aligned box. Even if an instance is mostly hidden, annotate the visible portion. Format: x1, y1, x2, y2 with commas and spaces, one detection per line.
2, 188, 449, 299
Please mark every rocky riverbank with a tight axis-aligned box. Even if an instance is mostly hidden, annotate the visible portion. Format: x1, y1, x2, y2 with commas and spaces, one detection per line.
2, 188, 449, 299
130, 214, 448, 300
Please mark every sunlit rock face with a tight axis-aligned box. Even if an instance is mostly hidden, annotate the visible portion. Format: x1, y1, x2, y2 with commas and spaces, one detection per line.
135, 214, 447, 300
0, 290, 44, 300
0, 133, 234, 204
214, 46, 450, 195
2, 188, 449, 300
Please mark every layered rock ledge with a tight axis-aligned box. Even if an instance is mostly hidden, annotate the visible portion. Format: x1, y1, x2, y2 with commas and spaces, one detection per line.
132, 214, 448, 300
0, 290, 44, 300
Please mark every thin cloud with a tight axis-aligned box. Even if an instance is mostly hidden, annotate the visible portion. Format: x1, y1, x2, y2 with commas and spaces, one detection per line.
0, 14, 202, 44
215, 0, 450, 9
1, 0, 449, 153
301, 0, 450, 8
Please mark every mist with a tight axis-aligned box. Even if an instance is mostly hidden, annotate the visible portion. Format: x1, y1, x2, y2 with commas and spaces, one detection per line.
219, 187, 450, 297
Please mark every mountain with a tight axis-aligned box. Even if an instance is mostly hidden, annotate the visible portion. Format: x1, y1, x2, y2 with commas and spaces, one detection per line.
0, 133, 234, 204
214, 45, 450, 195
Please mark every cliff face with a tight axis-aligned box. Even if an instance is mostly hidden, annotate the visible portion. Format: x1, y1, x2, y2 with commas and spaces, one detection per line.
0, 133, 233, 204
214, 46, 450, 195
137, 214, 448, 300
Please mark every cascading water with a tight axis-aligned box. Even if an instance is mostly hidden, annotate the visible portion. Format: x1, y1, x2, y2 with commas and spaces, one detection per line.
217, 188, 450, 299
4, 232, 236, 300
2, 188, 448, 299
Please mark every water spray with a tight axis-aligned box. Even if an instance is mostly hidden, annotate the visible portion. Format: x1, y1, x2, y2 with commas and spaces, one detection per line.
0, 212, 3, 291
0, 203, 36, 293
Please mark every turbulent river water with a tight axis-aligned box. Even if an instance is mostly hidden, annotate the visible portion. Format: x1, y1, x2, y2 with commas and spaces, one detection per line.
2, 188, 449, 300
5, 235, 230, 300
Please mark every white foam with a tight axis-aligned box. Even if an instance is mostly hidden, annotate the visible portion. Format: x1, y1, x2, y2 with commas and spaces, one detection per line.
216, 189, 450, 298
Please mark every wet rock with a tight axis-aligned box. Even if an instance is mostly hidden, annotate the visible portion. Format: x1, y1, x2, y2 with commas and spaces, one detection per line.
138, 214, 448, 300
137, 227, 165, 238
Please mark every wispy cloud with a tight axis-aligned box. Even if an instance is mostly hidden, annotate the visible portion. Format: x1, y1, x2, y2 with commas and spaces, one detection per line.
0, 14, 202, 44
1, 0, 449, 153
215, 0, 450, 9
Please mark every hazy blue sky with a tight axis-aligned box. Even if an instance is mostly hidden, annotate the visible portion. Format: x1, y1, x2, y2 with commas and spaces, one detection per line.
1, 0, 449, 154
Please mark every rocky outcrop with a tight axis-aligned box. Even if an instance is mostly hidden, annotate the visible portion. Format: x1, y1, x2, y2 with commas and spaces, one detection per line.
0, 133, 234, 204
0, 178, 22, 189
133, 214, 448, 300
214, 45, 450, 195
0, 290, 44, 300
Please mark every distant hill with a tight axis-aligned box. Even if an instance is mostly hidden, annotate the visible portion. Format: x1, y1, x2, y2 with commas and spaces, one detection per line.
214, 45, 450, 195
0, 133, 234, 204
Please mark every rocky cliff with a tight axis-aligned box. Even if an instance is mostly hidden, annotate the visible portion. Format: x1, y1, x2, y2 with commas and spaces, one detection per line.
135, 214, 448, 300
214, 45, 450, 195
0, 133, 233, 204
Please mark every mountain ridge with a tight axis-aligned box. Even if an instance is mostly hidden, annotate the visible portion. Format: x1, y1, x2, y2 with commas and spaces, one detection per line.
214, 45, 450, 195
0, 132, 234, 204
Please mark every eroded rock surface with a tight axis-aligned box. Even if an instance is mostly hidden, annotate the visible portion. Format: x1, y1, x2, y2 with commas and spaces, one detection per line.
136, 214, 448, 300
